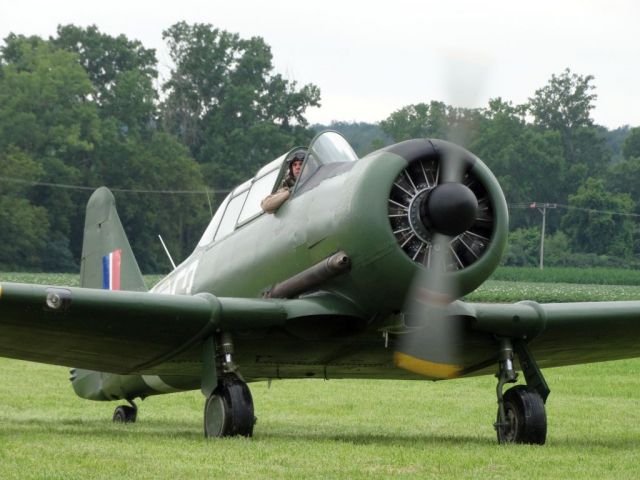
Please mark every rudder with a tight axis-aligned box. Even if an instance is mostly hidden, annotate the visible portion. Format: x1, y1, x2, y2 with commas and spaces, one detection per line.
79, 187, 146, 292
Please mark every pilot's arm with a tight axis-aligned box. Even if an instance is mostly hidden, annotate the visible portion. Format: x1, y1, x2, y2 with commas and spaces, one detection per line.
261, 187, 290, 214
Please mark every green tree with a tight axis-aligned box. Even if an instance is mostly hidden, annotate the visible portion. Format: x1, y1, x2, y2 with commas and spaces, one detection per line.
51, 26, 210, 271
561, 178, 635, 258
603, 125, 630, 163
622, 127, 640, 160
471, 99, 565, 220
380, 101, 450, 141
92, 130, 208, 272
502, 227, 540, 266
0, 35, 101, 162
528, 68, 596, 133
52, 25, 158, 137
607, 156, 640, 213
527, 68, 607, 183
0, 35, 101, 269
544, 231, 572, 267
0, 30, 208, 272
52, 25, 156, 102
379, 101, 482, 146
0, 147, 49, 269
160, 22, 321, 188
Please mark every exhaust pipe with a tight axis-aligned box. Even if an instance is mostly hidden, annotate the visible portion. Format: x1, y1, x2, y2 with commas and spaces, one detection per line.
265, 251, 351, 299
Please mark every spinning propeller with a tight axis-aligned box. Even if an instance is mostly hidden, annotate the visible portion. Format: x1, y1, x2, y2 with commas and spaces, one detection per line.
393, 55, 489, 378
393, 144, 477, 379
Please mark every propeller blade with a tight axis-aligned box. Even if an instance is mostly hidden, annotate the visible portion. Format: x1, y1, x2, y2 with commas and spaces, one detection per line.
439, 142, 467, 183
440, 50, 490, 149
394, 143, 475, 379
394, 233, 465, 379
441, 50, 489, 113
394, 53, 492, 378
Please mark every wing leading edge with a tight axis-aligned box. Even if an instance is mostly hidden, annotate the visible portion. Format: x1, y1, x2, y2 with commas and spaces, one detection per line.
0, 282, 219, 373
469, 300, 640, 369
0, 282, 362, 375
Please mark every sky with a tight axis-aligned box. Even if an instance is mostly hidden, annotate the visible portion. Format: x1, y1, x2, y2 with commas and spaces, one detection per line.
1, 0, 638, 129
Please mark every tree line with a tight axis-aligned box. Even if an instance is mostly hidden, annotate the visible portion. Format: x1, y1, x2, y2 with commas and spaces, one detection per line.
0, 23, 319, 272
360, 71, 640, 268
1, 23, 639, 272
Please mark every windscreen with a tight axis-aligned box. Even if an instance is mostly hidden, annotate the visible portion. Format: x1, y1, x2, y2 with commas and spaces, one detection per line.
297, 132, 358, 187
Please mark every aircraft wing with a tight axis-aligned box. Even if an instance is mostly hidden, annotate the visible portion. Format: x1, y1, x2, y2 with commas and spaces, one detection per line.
469, 301, 640, 368
0, 282, 361, 374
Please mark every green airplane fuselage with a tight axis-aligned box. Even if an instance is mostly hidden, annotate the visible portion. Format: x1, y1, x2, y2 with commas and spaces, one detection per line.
110, 143, 506, 398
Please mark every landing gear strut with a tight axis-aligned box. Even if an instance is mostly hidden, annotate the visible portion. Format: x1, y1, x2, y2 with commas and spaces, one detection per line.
494, 339, 548, 445
203, 332, 256, 438
113, 400, 137, 423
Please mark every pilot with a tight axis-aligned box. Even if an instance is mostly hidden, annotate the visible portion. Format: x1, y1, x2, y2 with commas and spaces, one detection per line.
281, 150, 305, 189
261, 150, 305, 214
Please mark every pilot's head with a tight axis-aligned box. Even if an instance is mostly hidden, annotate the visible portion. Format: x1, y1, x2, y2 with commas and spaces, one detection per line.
289, 150, 305, 178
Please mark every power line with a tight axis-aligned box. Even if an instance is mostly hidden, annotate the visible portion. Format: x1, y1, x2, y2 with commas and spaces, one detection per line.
555, 203, 640, 218
3, 175, 640, 218
510, 202, 640, 218
0, 176, 233, 195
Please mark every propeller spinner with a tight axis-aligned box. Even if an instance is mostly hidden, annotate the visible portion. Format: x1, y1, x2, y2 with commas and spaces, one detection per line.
422, 182, 478, 237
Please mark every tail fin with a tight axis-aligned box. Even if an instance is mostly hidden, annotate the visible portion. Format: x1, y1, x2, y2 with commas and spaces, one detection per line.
79, 187, 146, 292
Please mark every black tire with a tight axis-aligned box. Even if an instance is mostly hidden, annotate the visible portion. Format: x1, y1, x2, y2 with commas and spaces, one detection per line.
497, 385, 546, 445
204, 374, 255, 438
113, 405, 137, 423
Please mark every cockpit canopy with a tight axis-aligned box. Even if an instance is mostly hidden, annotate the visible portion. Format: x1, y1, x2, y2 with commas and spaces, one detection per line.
198, 131, 358, 247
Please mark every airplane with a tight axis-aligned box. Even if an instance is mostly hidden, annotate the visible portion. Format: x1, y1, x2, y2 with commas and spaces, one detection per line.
1, 130, 639, 444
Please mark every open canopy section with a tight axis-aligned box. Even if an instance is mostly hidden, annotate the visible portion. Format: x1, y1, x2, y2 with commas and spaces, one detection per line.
198, 132, 358, 247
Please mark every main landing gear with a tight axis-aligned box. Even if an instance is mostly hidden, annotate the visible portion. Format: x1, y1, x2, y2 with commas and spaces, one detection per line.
203, 332, 256, 438
112, 400, 138, 423
204, 373, 256, 438
494, 338, 549, 445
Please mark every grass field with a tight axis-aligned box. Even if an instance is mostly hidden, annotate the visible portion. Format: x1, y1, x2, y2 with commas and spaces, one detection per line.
1, 271, 640, 478
492, 266, 640, 286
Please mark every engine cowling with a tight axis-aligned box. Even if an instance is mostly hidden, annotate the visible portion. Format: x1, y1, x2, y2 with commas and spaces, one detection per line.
385, 139, 508, 297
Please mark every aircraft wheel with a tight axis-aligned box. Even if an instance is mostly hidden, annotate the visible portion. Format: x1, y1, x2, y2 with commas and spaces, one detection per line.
204, 374, 255, 438
112, 405, 137, 423
497, 385, 546, 445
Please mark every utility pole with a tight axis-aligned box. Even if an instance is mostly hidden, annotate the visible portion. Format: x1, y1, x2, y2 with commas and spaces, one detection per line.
529, 202, 557, 269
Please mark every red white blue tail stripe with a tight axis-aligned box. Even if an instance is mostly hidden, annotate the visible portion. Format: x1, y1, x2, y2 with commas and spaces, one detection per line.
102, 249, 122, 290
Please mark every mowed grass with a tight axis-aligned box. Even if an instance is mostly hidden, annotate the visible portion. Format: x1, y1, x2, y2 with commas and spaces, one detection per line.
1, 271, 640, 478
1, 360, 640, 479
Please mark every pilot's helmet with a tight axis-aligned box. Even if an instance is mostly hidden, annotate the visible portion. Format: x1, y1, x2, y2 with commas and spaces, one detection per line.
288, 150, 306, 172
